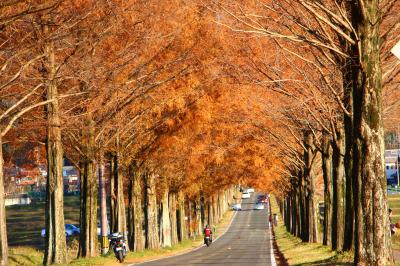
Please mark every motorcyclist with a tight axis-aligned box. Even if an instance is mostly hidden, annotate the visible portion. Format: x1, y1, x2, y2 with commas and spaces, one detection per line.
204, 225, 213, 243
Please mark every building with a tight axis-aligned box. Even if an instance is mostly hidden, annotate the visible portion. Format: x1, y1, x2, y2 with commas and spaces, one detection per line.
385, 149, 400, 186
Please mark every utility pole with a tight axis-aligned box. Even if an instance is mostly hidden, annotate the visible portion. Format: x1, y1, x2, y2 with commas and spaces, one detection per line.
99, 154, 109, 254
392, 41, 400, 189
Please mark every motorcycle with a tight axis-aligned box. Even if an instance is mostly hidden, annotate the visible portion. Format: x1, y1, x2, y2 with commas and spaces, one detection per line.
109, 232, 127, 263
204, 235, 212, 247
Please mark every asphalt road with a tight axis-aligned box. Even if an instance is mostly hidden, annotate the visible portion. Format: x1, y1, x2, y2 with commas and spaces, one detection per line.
133, 193, 276, 266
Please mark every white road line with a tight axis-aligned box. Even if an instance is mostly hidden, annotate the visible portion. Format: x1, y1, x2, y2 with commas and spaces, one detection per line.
269, 226, 277, 266
128, 206, 239, 266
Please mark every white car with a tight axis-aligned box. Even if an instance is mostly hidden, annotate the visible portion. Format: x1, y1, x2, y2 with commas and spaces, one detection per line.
247, 188, 255, 193
241, 192, 251, 199
232, 203, 242, 211
254, 203, 265, 210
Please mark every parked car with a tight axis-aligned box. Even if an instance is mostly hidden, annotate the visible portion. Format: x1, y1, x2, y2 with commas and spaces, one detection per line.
41, 224, 80, 237
241, 192, 251, 199
254, 203, 265, 210
232, 203, 242, 211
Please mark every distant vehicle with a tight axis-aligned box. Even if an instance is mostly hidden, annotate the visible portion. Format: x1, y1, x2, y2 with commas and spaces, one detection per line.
241, 192, 251, 199
41, 224, 80, 237
257, 195, 268, 203
254, 203, 265, 210
247, 188, 255, 193
232, 203, 242, 211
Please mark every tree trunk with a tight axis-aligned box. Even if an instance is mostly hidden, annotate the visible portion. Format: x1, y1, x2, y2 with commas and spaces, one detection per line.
177, 191, 187, 241
332, 126, 345, 251
78, 115, 98, 258
303, 131, 318, 243
78, 163, 98, 257
188, 200, 192, 238
43, 35, 67, 265
285, 196, 291, 232
298, 173, 306, 241
169, 192, 178, 245
145, 172, 159, 249
195, 194, 202, 236
207, 199, 213, 228
322, 134, 332, 246
212, 194, 219, 224
128, 164, 144, 251
160, 189, 172, 247
343, 80, 354, 251
0, 137, 8, 266
351, 2, 393, 264
200, 193, 206, 231
109, 157, 116, 233
293, 184, 301, 237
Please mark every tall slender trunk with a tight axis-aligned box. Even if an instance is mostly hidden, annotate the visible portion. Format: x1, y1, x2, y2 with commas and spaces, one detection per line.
43, 34, 67, 265
332, 126, 345, 251
109, 157, 116, 233
322, 134, 332, 246
207, 199, 213, 227
212, 194, 219, 224
160, 189, 171, 247
195, 194, 202, 236
177, 191, 187, 241
303, 131, 318, 243
299, 173, 306, 241
169, 192, 178, 245
343, 73, 354, 251
351, 2, 393, 264
0, 137, 8, 266
294, 184, 301, 237
200, 193, 206, 230
78, 115, 98, 258
285, 196, 291, 232
188, 200, 192, 238
128, 164, 144, 251
145, 172, 159, 249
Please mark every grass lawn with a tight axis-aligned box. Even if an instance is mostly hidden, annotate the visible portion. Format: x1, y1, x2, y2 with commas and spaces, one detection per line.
6, 195, 80, 249
9, 204, 235, 266
270, 197, 353, 265
389, 194, 400, 249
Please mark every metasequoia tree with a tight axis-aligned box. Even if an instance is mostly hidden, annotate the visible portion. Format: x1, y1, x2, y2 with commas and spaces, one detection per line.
0, 2, 66, 264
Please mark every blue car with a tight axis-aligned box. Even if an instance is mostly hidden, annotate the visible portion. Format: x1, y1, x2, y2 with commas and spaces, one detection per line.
41, 224, 80, 237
